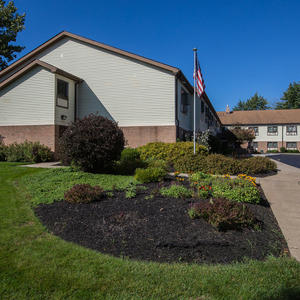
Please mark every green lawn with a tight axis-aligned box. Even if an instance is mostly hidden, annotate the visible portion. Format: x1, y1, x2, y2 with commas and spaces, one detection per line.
0, 163, 300, 300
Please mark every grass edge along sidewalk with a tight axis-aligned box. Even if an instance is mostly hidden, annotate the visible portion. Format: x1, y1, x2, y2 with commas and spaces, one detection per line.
0, 162, 300, 300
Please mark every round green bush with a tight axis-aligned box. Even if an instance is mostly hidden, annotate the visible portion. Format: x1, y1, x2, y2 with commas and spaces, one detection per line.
59, 114, 125, 173
64, 184, 104, 203
239, 157, 277, 174
114, 148, 146, 175
134, 167, 166, 183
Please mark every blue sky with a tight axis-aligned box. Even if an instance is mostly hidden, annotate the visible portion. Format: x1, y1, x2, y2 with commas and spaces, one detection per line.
12, 0, 300, 111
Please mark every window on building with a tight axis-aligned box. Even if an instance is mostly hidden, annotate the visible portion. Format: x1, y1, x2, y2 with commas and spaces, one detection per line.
267, 126, 278, 136
201, 101, 204, 113
57, 79, 69, 108
286, 142, 297, 150
249, 126, 259, 136
286, 125, 297, 136
180, 89, 189, 114
253, 142, 258, 151
267, 142, 278, 150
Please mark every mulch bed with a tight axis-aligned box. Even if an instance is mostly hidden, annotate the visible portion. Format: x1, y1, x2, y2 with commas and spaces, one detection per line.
35, 179, 288, 264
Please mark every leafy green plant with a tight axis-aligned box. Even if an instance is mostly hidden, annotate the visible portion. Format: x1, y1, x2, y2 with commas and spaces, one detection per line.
125, 183, 137, 199
188, 198, 257, 231
4, 141, 53, 163
212, 178, 260, 204
64, 184, 104, 203
134, 167, 166, 183
160, 184, 192, 198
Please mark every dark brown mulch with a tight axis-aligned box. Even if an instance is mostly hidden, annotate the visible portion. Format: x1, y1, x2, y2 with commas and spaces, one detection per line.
34, 181, 288, 264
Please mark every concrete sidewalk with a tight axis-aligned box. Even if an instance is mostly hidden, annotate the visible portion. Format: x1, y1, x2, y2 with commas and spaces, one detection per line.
22, 161, 67, 169
260, 159, 300, 261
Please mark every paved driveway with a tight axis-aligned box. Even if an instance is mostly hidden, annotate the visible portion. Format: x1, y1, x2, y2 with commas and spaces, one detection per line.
268, 154, 300, 169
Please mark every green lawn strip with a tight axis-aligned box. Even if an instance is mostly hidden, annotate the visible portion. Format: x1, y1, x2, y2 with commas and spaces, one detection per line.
21, 167, 137, 205
0, 162, 299, 299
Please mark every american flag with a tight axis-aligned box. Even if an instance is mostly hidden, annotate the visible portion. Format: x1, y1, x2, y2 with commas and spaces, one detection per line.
194, 52, 205, 97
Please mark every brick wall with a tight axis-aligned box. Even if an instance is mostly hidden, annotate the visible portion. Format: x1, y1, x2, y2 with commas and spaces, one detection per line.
0, 124, 177, 152
120, 125, 176, 148
0, 125, 56, 151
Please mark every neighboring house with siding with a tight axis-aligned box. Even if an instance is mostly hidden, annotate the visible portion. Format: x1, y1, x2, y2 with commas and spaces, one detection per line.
217, 108, 300, 152
0, 31, 221, 152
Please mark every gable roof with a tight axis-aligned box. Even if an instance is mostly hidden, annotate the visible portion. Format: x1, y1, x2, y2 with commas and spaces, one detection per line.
217, 109, 300, 125
0, 60, 82, 90
0, 31, 180, 78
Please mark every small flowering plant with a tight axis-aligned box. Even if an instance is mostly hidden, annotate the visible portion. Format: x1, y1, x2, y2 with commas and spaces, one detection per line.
173, 170, 186, 182
237, 174, 257, 186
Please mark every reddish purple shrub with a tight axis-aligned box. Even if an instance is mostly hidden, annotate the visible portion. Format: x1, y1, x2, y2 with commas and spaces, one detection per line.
188, 198, 256, 231
59, 114, 125, 173
64, 184, 104, 203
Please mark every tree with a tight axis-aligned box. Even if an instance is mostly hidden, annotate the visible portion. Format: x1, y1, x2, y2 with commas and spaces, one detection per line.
233, 93, 270, 111
0, 0, 25, 70
230, 127, 255, 145
275, 82, 300, 109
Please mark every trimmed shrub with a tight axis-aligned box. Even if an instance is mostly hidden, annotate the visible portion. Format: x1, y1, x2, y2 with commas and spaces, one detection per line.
114, 148, 146, 175
174, 154, 277, 175
239, 157, 277, 175
280, 147, 286, 153
0, 145, 6, 161
286, 149, 300, 153
64, 184, 104, 203
188, 198, 256, 231
146, 158, 169, 171
137, 142, 208, 164
160, 184, 192, 198
4, 141, 53, 163
173, 152, 207, 173
134, 167, 167, 183
59, 114, 125, 173
174, 153, 240, 174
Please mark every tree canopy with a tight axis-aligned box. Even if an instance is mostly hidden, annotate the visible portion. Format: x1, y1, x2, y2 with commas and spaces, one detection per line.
275, 82, 300, 109
233, 93, 270, 111
0, 0, 25, 70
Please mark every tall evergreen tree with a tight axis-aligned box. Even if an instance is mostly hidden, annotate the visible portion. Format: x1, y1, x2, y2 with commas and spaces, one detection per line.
275, 82, 300, 109
233, 93, 269, 111
0, 0, 25, 70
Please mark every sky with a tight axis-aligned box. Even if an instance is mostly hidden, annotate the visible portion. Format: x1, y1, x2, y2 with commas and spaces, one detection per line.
10, 0, 300, 111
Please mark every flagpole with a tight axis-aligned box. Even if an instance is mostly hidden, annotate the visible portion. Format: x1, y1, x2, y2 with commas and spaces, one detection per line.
193, 48, 197, 155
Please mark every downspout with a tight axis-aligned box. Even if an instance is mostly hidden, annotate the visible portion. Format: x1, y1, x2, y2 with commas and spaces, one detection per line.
74, 82, 78, 121
175, 75, 179, 141
282, 125, 284, 149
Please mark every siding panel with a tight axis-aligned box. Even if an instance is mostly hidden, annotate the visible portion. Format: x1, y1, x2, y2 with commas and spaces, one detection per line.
35, 38, 175, 126
0, 67, 55, 125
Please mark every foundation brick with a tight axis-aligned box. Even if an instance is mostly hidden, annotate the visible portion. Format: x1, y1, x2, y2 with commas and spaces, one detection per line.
120, 125, 176, 148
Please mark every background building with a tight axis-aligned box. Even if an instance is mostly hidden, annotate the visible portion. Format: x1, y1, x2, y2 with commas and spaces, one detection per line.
217, 108, 300, 152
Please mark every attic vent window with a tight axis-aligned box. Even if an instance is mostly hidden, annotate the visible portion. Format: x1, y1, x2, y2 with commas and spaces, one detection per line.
57, 79, 69, 108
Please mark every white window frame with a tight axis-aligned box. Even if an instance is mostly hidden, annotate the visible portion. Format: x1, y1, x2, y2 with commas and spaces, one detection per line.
286, 125, 297, 136
286, 142, 297, 150
267, 142, 278, 150
267, 126, 278, 136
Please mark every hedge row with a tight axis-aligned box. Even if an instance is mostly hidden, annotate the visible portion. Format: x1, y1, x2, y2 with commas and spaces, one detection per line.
0, 141, 53, 163
173, 153, 277, 175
